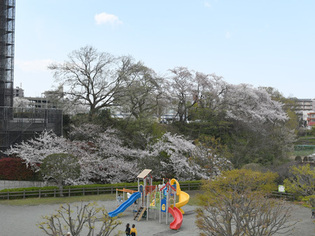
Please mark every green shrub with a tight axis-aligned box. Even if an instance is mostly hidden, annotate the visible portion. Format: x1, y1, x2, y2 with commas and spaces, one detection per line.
284, 164, 315, 197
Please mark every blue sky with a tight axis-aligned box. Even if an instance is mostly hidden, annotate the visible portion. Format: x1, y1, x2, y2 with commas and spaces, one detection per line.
14, 0, 315, 98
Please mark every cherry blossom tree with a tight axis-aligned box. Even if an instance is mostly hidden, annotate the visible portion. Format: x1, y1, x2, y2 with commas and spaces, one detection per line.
5, 130, 92, 184
165, 67, 293, 166
68, 124, 148, 183
5, 130, 71, 170
6, 124, 231, 184
13, 97, 31, 108
5, 128, 138, 184
166, 67, 288, 126
223, 84, 288, 125
142, 132, 231, 180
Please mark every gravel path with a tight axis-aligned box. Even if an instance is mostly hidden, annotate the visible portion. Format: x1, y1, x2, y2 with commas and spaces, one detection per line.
0, 200, 314, 236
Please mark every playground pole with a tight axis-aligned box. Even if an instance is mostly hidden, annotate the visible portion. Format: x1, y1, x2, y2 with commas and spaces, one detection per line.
174, 184, 177, 210
146, 177, 149, 221
166, 183, 169, 224
115, 189, 118, 203
159, 189, 161, 223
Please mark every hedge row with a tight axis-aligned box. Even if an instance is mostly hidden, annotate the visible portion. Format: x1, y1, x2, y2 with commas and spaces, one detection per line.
0, 157, 39, 181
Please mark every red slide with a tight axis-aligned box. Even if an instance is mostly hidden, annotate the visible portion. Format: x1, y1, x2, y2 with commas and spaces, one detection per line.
168, 206, 183, 230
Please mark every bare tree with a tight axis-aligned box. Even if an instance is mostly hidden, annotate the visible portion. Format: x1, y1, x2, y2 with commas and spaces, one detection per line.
115, 58, 163, 120
166, 68, 225, 122
167, 67, 195, 122
48, 46, 124, 120
196, 190, 294, 236
196, 170, 295, 236
37, 202, 121, 236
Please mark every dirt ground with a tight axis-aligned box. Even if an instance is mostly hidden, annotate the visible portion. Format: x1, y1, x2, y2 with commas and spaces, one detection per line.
0, 200, 314, 236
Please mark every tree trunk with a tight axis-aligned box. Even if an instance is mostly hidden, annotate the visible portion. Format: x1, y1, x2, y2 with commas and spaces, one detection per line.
58, 181, 64, 197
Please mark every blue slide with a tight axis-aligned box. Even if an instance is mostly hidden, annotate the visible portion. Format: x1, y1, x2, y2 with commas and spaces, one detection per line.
108, 192, 141, 217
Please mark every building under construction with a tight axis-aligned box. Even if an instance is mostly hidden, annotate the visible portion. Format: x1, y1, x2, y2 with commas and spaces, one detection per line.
0, 0, 62, 151
0, 0, 14, 108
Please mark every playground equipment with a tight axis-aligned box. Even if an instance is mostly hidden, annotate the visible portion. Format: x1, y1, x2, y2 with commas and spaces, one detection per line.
108, 169, 190, 230
108, 192, 141, 217
168, 206, 183, 230
170, 179, 190, 214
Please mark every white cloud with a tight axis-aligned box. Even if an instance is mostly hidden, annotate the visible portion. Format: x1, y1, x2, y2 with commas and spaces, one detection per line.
94, 12, 122, 25
204, 1, 211, 8
15, 59, 53, 72
225, 31, 231, 39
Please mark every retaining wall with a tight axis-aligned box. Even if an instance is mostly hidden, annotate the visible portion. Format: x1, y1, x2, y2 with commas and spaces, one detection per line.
0, 180, 48, 190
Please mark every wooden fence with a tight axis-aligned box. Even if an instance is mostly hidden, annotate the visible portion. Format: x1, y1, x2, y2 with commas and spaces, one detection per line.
0, 182, 201, 200
0, 182, 296, 201
271, 191, 295, 201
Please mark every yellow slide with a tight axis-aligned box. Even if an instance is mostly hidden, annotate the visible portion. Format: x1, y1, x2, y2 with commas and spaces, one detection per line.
170, 178, 190, 214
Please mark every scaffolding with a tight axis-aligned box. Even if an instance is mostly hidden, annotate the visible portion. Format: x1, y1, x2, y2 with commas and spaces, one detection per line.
0, 107, 63, 151
0, 0, 15, 107
0, 1, 64, 151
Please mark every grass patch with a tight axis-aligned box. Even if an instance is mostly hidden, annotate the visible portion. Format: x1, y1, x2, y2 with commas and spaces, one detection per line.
0, 194, 116, 206
294, 149, 315, 157
186, 190, 203, 206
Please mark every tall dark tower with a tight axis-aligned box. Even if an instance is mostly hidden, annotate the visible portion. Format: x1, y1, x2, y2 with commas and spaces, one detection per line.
0, 0, 15, 107
0, 0, 62, 151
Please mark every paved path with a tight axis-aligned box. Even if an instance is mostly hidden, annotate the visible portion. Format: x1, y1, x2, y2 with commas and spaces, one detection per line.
0, 200, 314, 235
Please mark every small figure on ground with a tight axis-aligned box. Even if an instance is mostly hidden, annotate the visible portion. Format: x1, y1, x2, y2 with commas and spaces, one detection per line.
125, 223, 131, 236
312, 208, 315, 219
118, 194, 122, 202
117, 194, 123, 207
130, 224, 137, 236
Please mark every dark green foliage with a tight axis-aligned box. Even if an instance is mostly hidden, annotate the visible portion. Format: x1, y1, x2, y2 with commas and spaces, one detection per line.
0, 185, 60, 192
242, 163, 269, 172
295, 156, 302, 162
62, 114, 71, 136
41, 153, 81, 183
267, 161, 297, 185
139, 151, 173, 180
226, 121, 294, 167
41, 153, 81, 196
171, 119, 231, 142
93, 109, 116, 128
109, 118, 168, 149
68, 113, 91, 130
